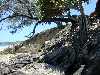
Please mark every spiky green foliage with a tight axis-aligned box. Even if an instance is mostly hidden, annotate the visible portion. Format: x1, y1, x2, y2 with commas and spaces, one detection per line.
36, 0, 89, 19
0, 0, 90, 34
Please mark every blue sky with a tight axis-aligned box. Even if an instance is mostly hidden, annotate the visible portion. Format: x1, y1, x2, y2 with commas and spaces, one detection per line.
0, 23, 57, 42
0, 0, 96, 43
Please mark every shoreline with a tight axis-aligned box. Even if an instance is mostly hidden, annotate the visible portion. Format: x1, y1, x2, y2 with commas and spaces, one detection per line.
0, 46, 8, 51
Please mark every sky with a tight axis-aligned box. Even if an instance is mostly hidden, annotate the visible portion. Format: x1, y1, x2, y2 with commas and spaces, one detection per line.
0, 0, 96, 44
0, 23, 57, 42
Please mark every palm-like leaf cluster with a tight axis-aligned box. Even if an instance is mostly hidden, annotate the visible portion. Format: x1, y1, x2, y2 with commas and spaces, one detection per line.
0, 0, 90, 34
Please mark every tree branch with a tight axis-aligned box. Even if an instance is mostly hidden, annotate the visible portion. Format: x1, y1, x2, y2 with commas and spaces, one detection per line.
0, 14, 38, 22
37, 17, 77, 24
26, 17, 77, 38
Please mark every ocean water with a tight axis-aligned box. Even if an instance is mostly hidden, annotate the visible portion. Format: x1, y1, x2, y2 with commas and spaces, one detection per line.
0, 45, 9, 51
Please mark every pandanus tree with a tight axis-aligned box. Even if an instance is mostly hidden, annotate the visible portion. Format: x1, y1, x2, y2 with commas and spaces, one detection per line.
0, 0, 90, 55
0, 0, 89, 35
1, 0, 99, 75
